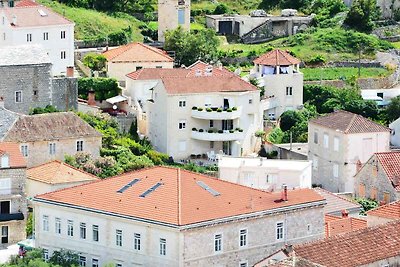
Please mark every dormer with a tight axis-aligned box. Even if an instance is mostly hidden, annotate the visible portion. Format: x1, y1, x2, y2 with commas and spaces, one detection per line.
1, 154, 9, 168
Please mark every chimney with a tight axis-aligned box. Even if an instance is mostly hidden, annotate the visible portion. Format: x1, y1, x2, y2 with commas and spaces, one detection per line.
341, 209, 348, 218
66, 66, 74, 77
281, 184, 288, 201
105, 45, 109, 52
87, 90, 96, 106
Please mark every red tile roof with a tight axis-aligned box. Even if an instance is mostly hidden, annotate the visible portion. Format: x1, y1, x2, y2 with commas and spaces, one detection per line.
126, 61, 257, 94
35, 166, 324, 227
253, 49, 301, 66
15, 0, 39, 7
324, 214, 367, 237
367, 200, 400, 219
103, 42, 173, 63
313, 188, 361, 214
295, 220, 400, 267
310, 110, 390, 134
27, 160, 98, 185
0, 142, 26, 168
3, 5, 73, 27
375, 152, 400, 191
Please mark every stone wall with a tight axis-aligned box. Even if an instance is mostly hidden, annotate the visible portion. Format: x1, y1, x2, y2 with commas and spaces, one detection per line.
114, 114, 135, 134
52, 77, 78, 111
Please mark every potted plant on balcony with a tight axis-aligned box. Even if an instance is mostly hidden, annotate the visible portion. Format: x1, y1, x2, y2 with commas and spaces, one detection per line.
199, 129, 204, 132
197, 107, 203, 111
229, 129, 234, 133
227, 108, 233, 112
206, 108, 212, 112
192, 106, 197, 110
192, 128, 197, 131
217, 108, 222, 112
238, 128, 244, 132
190, 154, 196, 159
232, 107, 238, 111
218, 130, 223, 134
208, 129, 214, 133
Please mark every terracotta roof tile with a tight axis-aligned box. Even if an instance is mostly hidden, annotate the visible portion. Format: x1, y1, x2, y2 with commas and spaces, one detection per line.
0, 142, 26, 168
35, 166, 324, 226
253, 49, 301, 66
314, 188, 361, 215
310, 110, 390, 134
27, 160, 98, 185
15, 0, 39, 7
265, 256, 323, 267
367, 200, 400, 219
324, 214, 367, 237
375, 152, 400, 191
103, 42, 173, 63
295, 220, 400, 267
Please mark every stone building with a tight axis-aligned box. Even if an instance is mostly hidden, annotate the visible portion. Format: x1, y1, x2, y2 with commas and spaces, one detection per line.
354, 151, 400, 204
0, 108, 102, 167
367, 200, 400, 226
34, 166, 325, 267
0, 142, 27, 246
0, 45, 77, 114
158, 0, 190, 42
308, 110, 390, 193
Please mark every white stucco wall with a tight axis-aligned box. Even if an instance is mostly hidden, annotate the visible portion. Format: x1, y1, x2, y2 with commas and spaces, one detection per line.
108, 61, 173, 82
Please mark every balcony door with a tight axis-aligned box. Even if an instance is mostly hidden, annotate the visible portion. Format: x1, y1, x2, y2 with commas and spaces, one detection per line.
222, 120, 233, 131
223, 141, 232, 155
1, 226, 8, 244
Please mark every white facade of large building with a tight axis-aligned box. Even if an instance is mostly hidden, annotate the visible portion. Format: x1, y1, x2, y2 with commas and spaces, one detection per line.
0, 1, 75, 75
218, 156, 312, 191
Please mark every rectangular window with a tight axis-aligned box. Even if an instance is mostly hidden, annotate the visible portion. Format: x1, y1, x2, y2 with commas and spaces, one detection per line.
15, 91, 22, 103
116, 264, 122, 267
239, 229, 247, 247
383, 192, 390, 204
179, 100, 186, 107
276, 222, 284, 240
80, 223, 86, 239
159, 238, 166, 255
178, 9, 185, 25
1, 226, 7, 244
67, 220, 74, 237
43, 215, 49, 232
26, 33, 32, 42
43, 32, 48, 40
76, 140, 84, 152
61, 51, 66, 59
55, 218, 61, 234
61, 31, 66, 39
134, 233, 141, 251
92, 225, 99, 242
79, 256, 86, 266
20, 145, 28, 157
323, 133, 329, 148
334, 137, 339, 152
116, 229, 122, 246
92, 259, 99, 267
136, 66, 143, 71
333, 164, 339, 178
239, 262, 248, 267
313, 131, 318, 144
286, 87, 293, 96
209, 120, 214, 128
371, 187, 378, 200
359, 183, 366, 198
249, 97, 253, 104
49, 143, 56, 155
178, 120, 186, 129
43, 249, 49, 261
210, 141, 214, 149
214, 234, 222, 252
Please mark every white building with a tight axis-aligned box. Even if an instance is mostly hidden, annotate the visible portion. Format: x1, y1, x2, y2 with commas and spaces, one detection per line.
34, 166, 325, 267
251, 49, 303, 120
125, 61, 265, 160
218, 156, 312, 191
158, 0, 191, 42
308, 110, 390, 193
0, 0, 75, 75
389, 117, 400, 147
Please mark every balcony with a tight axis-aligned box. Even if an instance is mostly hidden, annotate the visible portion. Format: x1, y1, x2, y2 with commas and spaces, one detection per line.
191, 129, 244, 141
0, 212, 24, 222
191, 107, 242, 120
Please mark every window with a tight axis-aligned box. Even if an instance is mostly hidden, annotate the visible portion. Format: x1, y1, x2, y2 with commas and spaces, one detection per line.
178, 9, 185, 25
116, 229, 122, 246
239, 262, 248, 267
323, 133, 329, 148
178, 120, 186, 129
49, 143, 56, 155
76, 140, 84, 152
178, 141, 186, 152
239, 229, 247, 247
33, 90, 38, 97
1, 226, 7, 244
92, 225, 99, 242
1, 156, 9, 168
205, 97, 212, 107
249, 97, 253, 104
15, 91, 22, 103
26, 33, 32, 42
116, 264, 122, 267
43, 215, 49, 232
210, 141, 214, 149
134, 233, 141, 251
79, 256, 86, 266
43, 249, 49, 261
159, 238, 166, 255
359, 183, 366, 198
209, 120, 214, 128
67, 220, 74, 236
43, 32, 48, 40
20, 145, 28, 157
61, 31, 66, 39
371, 187, 378, 200
313, 131, 318, 144
214, 234, 222, 252
333, 136, 339, 152
61, 51, 66, 59
276, 222, 284, 240
307, 224, 312, 234
55, 218, 61, 234
333, 164, 339, 178
179, 99, 186, 107
286, 87, 293, 96
92, 259, 99, 267
80, 223, 86, 239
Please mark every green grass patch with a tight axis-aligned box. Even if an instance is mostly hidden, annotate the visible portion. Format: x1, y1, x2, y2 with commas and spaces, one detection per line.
190, 23, 206, 31
391, 41, 400, 49
302, 67, 393, 81
37, 0, 143, 42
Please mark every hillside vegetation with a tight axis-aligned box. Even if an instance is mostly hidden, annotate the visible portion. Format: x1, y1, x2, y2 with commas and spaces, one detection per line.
37, 0, 144, 42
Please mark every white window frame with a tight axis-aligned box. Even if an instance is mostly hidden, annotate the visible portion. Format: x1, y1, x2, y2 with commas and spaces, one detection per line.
323, 133, 329, 148
178, 99, 186, 107
239, 261, 248, 267
116, 229, 122, 246
333, 163, 339, 178
26, 33, 32, 42
159, 238, 166, 256
55, 218, 61, 234
43, 248, 49, 261
61, 51, 66, 59
49, 142, 56, 155
286, 86, 293, 96
79, 256, 86, 266
43, 32, 48, 40
67, 220, 74, 237
313, 131, 318, 144
214, 233, 222, 252
15, 91, 22, 103
76, 140, 84, 152
178, 120, 186, 130
92, 258, 99, 267
133, 233, 141, 251
42, 215, 49, 232
61, 30, 66, 39
333, 136, 339, 152
92, 225, 99, 242
239, 229, 247, 247
276, 221, 284, 241
1, 155, 9, 168
20, 144, 28, 157
80, 222, 86, 239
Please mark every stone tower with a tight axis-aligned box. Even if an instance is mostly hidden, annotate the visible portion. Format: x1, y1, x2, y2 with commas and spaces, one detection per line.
158, 0, 191, 42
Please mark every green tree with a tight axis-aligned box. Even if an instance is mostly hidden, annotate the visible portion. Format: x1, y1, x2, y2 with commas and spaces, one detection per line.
48, 249, 79, 267
29, 105, 60, 115
280, 110, 302, 132
213, 3, 231, 14
164, 27, 220, 66
383, 95, 400, 123
82, 53, 107, 71
344, 0, 380, 32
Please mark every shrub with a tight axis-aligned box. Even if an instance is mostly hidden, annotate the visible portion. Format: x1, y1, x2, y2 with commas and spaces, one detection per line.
192, 127, 197, 131
227, 108, 233, 112
192, 106, 197, 110
197, 107, 203, 111
146, 150, 169, 165
232, 107, 238, 111
82, 53, 107, 71
307, 54, 326, 65
199, 129, 204, 132
229, 129, 234, 133
238, 128, 244, 132
78, 77, 120, 101
217, 108, 222, 112
208, 129, 214, 133
355, 197, 378, 215
206, 108, 212, 112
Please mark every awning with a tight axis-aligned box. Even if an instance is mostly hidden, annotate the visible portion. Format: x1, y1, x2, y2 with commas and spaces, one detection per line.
106, 95, 128, 104
17, 239, 35, 250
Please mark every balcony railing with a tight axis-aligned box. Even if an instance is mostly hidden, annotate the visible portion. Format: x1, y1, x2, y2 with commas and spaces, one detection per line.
191, 129, 244, 141
0, 212, 24, 222
191, 106, 242, 120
